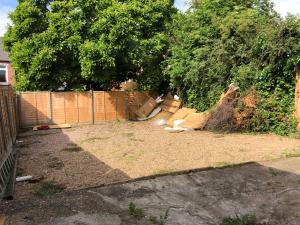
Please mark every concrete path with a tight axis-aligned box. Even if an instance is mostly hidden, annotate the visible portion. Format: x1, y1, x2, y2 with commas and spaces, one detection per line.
2, 158, 300, 225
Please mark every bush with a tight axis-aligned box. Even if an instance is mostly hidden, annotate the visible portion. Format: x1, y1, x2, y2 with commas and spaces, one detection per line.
165, 0, 300, 135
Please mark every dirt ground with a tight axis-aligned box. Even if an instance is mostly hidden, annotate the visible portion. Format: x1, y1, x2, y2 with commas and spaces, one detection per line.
15, 121, 300, 199
3, 159, 300, 225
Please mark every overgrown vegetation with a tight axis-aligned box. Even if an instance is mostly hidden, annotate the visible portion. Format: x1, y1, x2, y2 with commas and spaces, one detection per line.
220, 214, 266, 225
128, 202, 167, 224
4, 0, 300, 135
128, 202, 145, 220
165, 0, 300, 135
3, 0, 175, 91
34, 181, 65, 197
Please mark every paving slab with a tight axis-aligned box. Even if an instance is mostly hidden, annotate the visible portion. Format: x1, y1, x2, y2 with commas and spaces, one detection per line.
1, 158, 300, 225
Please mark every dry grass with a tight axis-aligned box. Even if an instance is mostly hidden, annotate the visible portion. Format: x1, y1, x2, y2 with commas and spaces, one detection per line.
15, 121, 300, 199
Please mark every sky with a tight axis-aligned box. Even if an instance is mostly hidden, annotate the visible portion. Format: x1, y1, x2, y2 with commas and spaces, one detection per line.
0, 0, 300, 36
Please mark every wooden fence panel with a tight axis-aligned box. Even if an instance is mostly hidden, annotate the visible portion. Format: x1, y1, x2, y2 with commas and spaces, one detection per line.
78, 92, 91, 123
0, 88, 18, 196
20, 93, 37, 127
19, 91, 148, 127
35, 92, 49, 124
116, 91, 127, 120
51, 92, 66, 124
65, 92, 79, 124
104, 92, 118, 121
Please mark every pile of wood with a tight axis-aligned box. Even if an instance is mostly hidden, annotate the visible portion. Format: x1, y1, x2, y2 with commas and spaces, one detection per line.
133, 84, 240, 132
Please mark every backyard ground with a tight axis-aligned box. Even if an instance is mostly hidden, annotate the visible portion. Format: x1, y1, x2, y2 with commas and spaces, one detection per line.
14, 121, 300, 199
2, 158, 300, 225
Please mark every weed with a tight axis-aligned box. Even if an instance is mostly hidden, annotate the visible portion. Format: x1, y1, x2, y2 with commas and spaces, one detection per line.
124, 132, 135, 137
61, 143, 83, 152
80, 137, 110, 144
149, 215, 158, 224
220, 214, 264, 225
128, 202, 145, 220
214, 134, 225, 138
47, 157, 64, 170
18, 141, 41, 148
18, 132, 57, 139
153, 169, 174, 176
130, 138, 144, 142
214, 162, 235, 168
16, 167, 25, 176
123, 150, 144, 164
114, 119, 121, 126
281, 148, 300, 159
269, 168, 278, 177
34, 181, 65, 197
149, 212, 168, 225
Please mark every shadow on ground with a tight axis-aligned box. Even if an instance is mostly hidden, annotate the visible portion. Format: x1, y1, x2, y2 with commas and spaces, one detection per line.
1, 159, 300, 225
14, 128, 130, 199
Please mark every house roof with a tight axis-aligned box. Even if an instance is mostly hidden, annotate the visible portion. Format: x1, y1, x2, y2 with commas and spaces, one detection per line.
0, 37, 9, 62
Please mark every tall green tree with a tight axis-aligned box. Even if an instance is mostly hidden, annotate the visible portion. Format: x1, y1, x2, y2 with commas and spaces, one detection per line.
3, 0, 175, 91
165, 0, 300, 134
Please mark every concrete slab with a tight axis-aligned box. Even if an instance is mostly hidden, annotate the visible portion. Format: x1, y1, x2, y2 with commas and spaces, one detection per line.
1, 159, 300, 225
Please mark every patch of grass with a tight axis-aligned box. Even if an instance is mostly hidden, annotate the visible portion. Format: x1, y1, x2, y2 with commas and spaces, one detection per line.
153, 169, 174, 176
220, 214, 265, 225
18, 132, 57, 139
281, 148, 300, 159
18, 141, 41, 148
214, 162, 235, 168
288, 132, 300, 139
16, 167, 25, 176
33, 181, 65, 197
149, 215, 167, 225
128, 202, 145, 220
114, 119, 121, 126
124, 150, 144, 164
269, 168, 278, 177
129, 138, 144, 142
47, 157, 64, 170
80, 137, 110, 144
213, 134, 225, 138
61, 143, 83, 152
124, 132, 135, 137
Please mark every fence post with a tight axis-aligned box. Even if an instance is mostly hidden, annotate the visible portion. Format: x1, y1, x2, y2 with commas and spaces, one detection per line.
296, 64, 300, 130
17, 93, 21, 129
48, 92, 53, 124
90, 90, 94, 124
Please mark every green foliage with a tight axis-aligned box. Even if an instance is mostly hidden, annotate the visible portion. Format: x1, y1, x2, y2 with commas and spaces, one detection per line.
165, 0, 300, 135
220, 214, 261, 225
4, 0, 175, 91
34, 181, 65, 197
128, 202, 145, 220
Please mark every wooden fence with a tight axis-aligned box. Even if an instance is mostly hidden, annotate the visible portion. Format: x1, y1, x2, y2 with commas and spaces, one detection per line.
0, 88, 18, 196
19, 91, 150, 128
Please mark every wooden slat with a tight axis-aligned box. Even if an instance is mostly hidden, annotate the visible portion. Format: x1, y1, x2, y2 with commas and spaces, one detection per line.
64, 92, 79, 124
93, 92, 105, 121
0, 215, 5, 225
78, 92, 91, 123
104, 92, 117, 121
51, 92, 66, 124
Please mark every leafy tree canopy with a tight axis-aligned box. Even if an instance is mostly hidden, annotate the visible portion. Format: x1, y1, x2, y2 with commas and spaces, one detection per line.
165, 0, 300, 135
4, 0, 175, 91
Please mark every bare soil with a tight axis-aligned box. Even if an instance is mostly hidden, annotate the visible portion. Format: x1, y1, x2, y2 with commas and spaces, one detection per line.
15, 121, 300, 199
